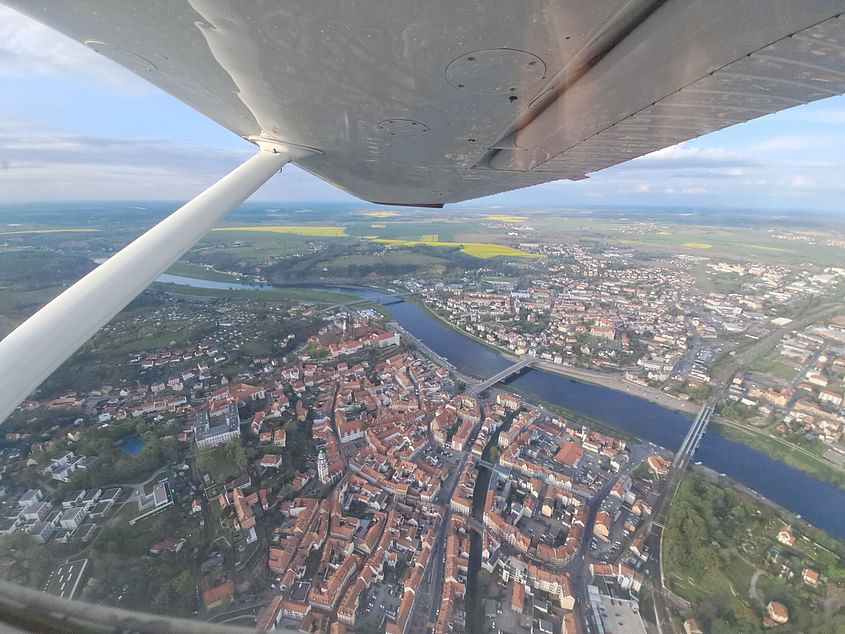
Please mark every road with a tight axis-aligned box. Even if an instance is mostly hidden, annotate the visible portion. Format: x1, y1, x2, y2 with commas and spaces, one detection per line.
407, 452, 467, 631
569, 472, 619, 632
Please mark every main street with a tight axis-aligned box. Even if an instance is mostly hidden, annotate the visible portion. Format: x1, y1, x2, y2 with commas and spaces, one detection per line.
407, 452, 468, 633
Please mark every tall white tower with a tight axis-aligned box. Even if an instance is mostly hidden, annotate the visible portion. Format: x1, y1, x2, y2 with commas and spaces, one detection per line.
317, 448, 329, 484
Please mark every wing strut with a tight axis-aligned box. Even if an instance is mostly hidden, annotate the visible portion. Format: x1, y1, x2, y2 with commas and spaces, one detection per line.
0, 147, 291, 422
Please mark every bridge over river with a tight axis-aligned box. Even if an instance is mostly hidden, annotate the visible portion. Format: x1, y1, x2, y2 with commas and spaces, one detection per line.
467, 357, 535, 396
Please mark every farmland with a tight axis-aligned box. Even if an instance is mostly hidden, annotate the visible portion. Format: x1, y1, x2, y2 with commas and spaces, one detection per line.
373, 238, 539, 258
213, 225, 348, 236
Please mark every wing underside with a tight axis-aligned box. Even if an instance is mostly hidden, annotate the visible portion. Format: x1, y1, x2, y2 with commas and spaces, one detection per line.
6, 0, 845, 205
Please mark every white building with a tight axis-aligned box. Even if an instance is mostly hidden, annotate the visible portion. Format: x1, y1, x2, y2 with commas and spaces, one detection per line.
194, 405, 241, 449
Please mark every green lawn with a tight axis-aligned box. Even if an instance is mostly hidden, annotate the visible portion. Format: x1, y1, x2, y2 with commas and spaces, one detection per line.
195, 440, 247, 485
749, 357, 798, 381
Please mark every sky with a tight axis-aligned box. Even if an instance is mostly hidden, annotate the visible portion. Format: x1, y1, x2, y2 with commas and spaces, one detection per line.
2, 6, 845, 213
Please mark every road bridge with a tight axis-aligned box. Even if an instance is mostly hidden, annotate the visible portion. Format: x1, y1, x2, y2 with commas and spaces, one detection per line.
468, 357, 534, 396
649, 403, 714, 632
672, 403, 714, 470
472, 457, 497, 471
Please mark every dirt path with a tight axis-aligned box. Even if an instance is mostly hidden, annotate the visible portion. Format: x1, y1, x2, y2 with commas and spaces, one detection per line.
749, 569, 764, 607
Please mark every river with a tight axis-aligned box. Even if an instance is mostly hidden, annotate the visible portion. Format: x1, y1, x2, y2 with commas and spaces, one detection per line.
155, 276, 845, 537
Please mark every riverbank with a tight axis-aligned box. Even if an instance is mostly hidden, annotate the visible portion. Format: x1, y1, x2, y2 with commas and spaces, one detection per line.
402, 294, 510, 359
711, 420, 845, 490
532, 360, 699, 416
505, 389, 642, 445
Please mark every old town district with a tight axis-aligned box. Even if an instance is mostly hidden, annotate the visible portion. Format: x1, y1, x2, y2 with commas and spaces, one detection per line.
239, 316, 660, 634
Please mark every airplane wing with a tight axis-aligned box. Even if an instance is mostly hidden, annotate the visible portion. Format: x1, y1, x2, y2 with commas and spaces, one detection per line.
6, 0, 845, 207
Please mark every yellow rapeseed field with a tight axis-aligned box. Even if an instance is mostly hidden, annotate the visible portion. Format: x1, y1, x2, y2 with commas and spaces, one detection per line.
361, 211, 400, 217
214, 226, 348, 237
485, 215, 527, 222
682, 242, 713, 249
0, 228, 99, 234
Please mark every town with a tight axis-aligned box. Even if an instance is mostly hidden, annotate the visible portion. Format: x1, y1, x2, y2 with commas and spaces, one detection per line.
2, 308, 669, 633
2, 292, 840, 633
404, 237, 845, 486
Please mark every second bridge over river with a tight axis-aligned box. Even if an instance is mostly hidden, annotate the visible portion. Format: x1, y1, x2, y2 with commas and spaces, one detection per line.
467, 357, 535, 396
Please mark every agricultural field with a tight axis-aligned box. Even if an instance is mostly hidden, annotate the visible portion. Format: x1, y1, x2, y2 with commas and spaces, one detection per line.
0, 228, 100, 235
484, 214, 528, 222
209, 221, 539, 259
614, 227, 845, 266
344, 220, 482, 241
373, 238, 539, 258
214, 225, 348, 236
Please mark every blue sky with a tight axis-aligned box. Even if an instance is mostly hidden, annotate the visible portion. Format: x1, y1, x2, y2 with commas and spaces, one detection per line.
2, 6, 845, 213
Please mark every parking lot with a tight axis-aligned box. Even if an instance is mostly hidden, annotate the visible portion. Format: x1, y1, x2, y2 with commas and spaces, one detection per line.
356, 576, 403, 630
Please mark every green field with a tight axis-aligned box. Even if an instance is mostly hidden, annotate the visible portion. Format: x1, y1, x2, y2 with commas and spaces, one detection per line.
664, 474, 842, 633
749, 357, 799, 381
194, 228, 341, 267
165, 262, 241, 282
374, 238, 539, 258
214, 224, 347, 236
87, 317, 200, 355
0, 228, 99, 235
321, 251, 449, 269
615, 227, 845, 266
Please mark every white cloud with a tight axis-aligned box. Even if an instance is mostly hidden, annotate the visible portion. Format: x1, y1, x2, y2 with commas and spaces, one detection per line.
789, 175, 815, 188
747, 135, 830, 153
639, 144, 733, 162
0, 6, 155, 94
0, 127, 357, 202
